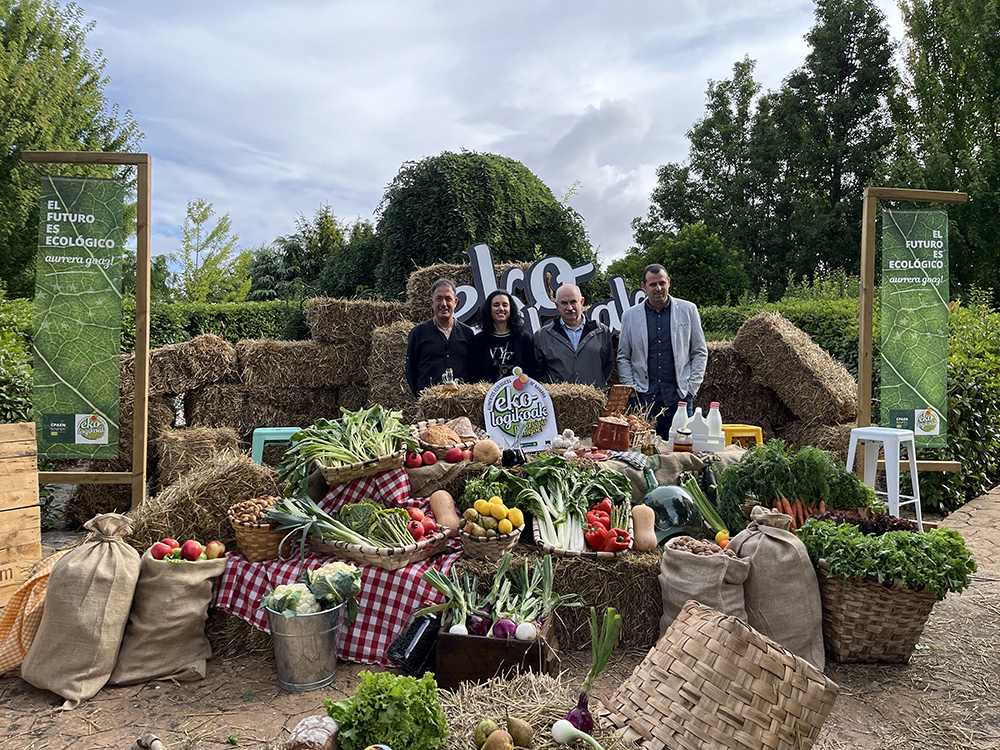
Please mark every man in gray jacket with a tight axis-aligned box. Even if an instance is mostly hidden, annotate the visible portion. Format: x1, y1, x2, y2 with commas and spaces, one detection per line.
534, 283, 614, 389
617, 264, 708, 437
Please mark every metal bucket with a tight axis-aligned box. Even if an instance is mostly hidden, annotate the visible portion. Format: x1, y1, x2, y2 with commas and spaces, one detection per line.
266, 604, 345, 691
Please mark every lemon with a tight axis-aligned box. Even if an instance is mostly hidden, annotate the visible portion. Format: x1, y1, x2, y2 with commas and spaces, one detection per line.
474, 499, 491, 515
715, 530, 730, 546
497, 518, 513, 535
488, 495, 503, 505
490, 503, 508, 520
507, 507, 524, 528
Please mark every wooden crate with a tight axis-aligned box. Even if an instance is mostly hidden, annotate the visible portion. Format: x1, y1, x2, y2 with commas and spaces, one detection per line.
1, 423, 42, 607
433, 617, 558, 690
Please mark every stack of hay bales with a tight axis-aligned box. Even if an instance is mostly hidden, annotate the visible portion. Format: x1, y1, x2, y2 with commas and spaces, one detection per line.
368, 319, 419, 422
405, 261, 533, 322
703, 312, 859, 461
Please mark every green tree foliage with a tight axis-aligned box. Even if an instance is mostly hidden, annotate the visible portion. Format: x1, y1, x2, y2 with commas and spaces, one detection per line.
318, 219, 383, 298
0, 0, 142, 297
171, 199, 250, 303
375, 151, 594, 298
897, 0, 1000, 301
121, 248, 175, 302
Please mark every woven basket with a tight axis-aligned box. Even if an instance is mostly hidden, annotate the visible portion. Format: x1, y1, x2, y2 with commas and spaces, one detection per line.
309, 530, 450, 571
314, 449, 405, 485
460, 525, 523, 561
532, 509, 633, 559
816, 563, 938, 664
228, 515, 289, 563
598, 601, 839, 750
412, 418, 476, 460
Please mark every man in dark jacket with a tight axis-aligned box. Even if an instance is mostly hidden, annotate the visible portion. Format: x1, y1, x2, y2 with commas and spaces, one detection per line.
533, 283, 613, 389
405, 278, 475, 396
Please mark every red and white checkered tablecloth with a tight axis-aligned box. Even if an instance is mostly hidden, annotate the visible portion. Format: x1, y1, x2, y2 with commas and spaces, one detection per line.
212, 468, 462, 665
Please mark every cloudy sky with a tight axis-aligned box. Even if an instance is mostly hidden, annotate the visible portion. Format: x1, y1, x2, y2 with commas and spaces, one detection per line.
83, 0, 905, 268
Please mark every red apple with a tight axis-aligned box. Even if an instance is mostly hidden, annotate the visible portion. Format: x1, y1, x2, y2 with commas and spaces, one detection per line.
445, 446, 464, 463
407, 519, 424, 542
205, 540, 226, 559
421, 450, 437, 466
160, 538, 180, 550
405, 451, 423, 469
463, 449, 474, 461
180, 539, 204, 561
407, 507, 425, 522
150, 542, 172, 560
421, 516, 437, 535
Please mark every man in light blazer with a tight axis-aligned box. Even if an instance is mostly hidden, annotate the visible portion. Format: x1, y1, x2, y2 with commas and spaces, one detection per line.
617, 264, 708, 438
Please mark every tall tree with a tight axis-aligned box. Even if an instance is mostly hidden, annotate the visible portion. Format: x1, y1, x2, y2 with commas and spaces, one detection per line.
0, 0, 142, 297
375, 151, 594, 298
171, 199, 249, 303
898, 0, 1000, 299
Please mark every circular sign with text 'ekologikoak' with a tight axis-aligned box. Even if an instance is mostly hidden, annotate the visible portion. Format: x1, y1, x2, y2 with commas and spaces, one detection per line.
483, 368, 557, 452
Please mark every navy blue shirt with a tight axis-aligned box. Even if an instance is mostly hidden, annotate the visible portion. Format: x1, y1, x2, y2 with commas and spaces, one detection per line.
645, 298, 678, 401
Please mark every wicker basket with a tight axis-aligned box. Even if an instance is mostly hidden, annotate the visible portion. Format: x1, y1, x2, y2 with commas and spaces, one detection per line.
598, 600, 839, 750
228, 514, 290, 563
816, 562, 938, 663
412, 418, 476, 460
532, 509, 633, 559
309, 529, 450, 571
460, 525, 523, 561
314, 449, 405, 485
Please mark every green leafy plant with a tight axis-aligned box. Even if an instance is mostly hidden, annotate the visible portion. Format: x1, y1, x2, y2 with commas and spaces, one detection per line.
0, 330, 33, 424
798, 520, 977, 600
325, 671, 449, 750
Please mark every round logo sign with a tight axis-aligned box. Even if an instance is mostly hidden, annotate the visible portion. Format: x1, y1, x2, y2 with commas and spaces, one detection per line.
77, 413, 108, 442
916, 408, 939, 433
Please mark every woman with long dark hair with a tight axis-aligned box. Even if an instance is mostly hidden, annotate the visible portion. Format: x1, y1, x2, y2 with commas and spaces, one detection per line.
468, 290, 536, 383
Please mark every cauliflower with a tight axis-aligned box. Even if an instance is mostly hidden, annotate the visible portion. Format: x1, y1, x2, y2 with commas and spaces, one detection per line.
261, 582, 321, 616
305, 562, 362, 624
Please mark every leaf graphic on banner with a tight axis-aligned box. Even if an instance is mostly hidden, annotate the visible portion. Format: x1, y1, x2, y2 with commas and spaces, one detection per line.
33, 176, 124, 459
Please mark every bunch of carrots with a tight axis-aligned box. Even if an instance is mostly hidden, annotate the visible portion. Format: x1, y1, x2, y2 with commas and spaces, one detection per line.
771, 498, 826, 531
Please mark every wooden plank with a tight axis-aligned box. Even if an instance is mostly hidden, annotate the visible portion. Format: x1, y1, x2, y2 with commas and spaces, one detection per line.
0, 482, 38, 513
0, 454, 37, 479
132, 158, 152, 511
0, 423, 35, 444
864, 187, 968, 204
20, 150, 151, 167
0, 506, 42, 607
876, 460, 962, 473
0, 430, 39, 510
37, 471, 132, 485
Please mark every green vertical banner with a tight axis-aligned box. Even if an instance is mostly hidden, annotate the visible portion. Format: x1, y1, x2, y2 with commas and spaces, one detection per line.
880, 210, 949, 446
33, 176, 124, 459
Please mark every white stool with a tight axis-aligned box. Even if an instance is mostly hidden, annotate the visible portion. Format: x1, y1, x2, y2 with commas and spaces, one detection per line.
845, 427, 922, 528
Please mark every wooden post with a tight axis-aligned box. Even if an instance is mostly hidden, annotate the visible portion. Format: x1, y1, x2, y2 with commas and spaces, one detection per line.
21, 151, 152, 510
0, 423, 42, 606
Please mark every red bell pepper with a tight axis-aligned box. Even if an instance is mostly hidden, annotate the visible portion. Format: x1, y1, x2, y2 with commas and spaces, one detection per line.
592, 497, 614, 515
585, 509, 611, 529
600, 527, 630, 553
584, 523, 608, 552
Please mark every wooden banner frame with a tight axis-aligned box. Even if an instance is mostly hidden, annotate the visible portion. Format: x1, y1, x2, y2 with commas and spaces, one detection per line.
21, 151, 151, 510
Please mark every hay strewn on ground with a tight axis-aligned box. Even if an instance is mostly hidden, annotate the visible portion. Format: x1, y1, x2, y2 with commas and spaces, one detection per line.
694, 341, 793, 440
733, 312, 857, 426
236, 339, 355, 389
126, 334, 238, 396
405, 260, 533, 322
305, 298, 410, 345
155, 426, 243, 489
185, 384, 341, 438
127, 451, 279, 552
780, 420, 855, 465
205, 610, 273, 660
451, 548, 663, 650
64, 459, 135, 527
367, 319, 419, 422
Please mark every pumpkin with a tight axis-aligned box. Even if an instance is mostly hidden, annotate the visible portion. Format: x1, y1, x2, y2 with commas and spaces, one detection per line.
473, 439, 501, 464
631, 504, 658, 552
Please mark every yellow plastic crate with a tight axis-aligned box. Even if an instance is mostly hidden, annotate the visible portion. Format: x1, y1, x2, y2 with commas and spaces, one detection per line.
722, 424, 763, 448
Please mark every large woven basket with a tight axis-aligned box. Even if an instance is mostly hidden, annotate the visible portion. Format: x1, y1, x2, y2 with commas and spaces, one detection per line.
816, 562, 938, 664
227, 515, 289, 563
412, 418, 477, 460
314, 449, 405, 485
309, 529, 450, 571
532, 509, 633, 559
598, 600, 839, 750
460, 525, 523, 561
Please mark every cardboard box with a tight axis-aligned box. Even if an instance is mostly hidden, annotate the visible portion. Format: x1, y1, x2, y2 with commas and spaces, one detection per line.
433, 617, 559, 690
1, 423, 42, 607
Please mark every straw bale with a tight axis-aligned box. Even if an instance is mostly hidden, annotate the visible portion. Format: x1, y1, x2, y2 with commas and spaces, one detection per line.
780, 421, 855, 466
337, 384, 371, 412
452, 548, 663, 650
694, 340, 793, 439
405, 261, 533, 321
117, 393, 177, 465
305, 297, 410, 346
733, 312, 857, 426
127, 334, 237, 396
367, 319, 419, 422
544, 383, 605, 438
205, 610, 273, 660
126, 450, 279, 552
184, 384, 341, 438
418, 383, 493, 427
154, 427, 243, 489
63, 459, 134, 527
236, 339, 355, 389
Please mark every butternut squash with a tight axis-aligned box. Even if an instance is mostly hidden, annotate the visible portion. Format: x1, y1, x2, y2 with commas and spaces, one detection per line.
631, 504, 658, 552
428, 489, 461, 537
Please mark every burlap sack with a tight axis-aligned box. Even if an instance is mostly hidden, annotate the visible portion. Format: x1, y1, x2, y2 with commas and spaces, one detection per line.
21, 514, 141, 708
728, 505, 826, 670
109, 548, 228, 685
658, 540, 750, 636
